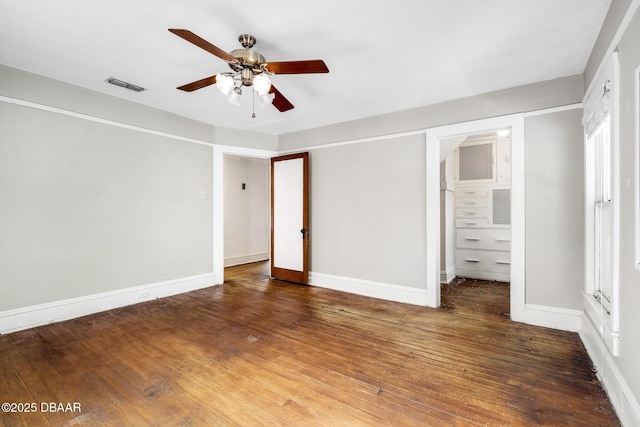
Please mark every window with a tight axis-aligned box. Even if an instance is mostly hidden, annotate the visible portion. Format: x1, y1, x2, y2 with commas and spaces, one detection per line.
583, 52, 620, 355
589, 114, 613, 313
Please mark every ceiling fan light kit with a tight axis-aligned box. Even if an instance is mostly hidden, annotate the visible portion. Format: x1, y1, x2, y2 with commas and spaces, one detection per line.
252, 73, 271, 96
215, 73, 234, 95
169, 29, 329, 116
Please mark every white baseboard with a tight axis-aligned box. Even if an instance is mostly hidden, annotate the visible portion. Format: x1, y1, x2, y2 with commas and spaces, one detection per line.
440, 266, 456, 284
580, 312, 640, 427
0, 272, 218, 334
309, 272, 429, 306
523, 304, 582, 332
224, 253, 269, 267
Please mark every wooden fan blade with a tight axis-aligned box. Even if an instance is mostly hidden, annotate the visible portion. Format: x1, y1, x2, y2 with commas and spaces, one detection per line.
265, 60, 329, 75
269, 85, 294, 112
168, 29, 236, 63
177, 75, 217, 92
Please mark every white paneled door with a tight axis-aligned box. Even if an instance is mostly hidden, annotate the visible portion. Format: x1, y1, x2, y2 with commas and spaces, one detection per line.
271, 152, 309, 284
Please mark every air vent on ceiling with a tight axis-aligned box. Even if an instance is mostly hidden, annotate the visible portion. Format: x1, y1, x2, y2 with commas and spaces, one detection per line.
106, 77, 145, 92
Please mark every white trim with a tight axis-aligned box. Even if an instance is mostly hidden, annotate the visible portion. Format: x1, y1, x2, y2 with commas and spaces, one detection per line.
583, 292, 621, 356
585, 124, 597, 296
215, 144, 279, 159
523, 304, 582, 332
583, 51, 622, 356
279, 106, 581, 155
611, 52, 622, 336
277, 129, 426, 154
310, 272, 429, 306
426, 131, 441, 307
224, 253, 269, 267
523, 103, 583, 118
440, 266, 456, 284
425, 114, 525, 321
0, 273, 217, 335
509, 112, 526, 320
0, 95, 214, 147
213, 145, 278, 284
581, 308, 640, 426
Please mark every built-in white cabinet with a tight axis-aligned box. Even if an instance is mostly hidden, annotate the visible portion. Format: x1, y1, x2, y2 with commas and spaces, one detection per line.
453, 134, 510, 185
453, 135, 511, 282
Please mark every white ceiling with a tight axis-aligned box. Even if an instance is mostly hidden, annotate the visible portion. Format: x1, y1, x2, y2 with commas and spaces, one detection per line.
0, 0, 611, 135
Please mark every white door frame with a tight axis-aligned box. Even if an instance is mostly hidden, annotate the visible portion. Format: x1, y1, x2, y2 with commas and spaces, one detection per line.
213, 145, 278, 284
425, 114, 526, 322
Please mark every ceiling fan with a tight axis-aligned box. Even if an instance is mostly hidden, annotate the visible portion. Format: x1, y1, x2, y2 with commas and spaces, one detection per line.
169, 29, 329, 113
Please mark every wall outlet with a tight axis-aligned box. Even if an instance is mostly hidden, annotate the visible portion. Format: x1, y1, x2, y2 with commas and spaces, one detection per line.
140, 290, 150, 299
200, 190, 206, 199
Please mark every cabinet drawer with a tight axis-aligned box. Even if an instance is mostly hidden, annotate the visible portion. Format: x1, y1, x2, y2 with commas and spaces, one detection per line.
456, 249, 511, 274
456, 229, 511, 250
455, 197, 488, 208
455, 218, 490, 228
456, 187, 490, 197
455, 207, 489, 219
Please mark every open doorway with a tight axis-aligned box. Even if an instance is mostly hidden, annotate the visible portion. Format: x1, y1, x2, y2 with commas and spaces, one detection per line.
440, 130, 512, 282
223, 155, 270, 268
213, 145, 278, 285
439, 130, 512, 314
425, 114, 525, 322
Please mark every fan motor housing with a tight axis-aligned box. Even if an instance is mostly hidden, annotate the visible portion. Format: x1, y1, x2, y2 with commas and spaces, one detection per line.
229, 34, 266, 74
229, 48, 265, 72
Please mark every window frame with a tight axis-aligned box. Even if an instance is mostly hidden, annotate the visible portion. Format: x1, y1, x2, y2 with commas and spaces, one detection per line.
583, 52, 620, 356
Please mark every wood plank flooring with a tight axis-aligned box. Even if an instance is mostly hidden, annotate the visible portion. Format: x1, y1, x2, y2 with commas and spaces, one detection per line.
0, 262, 619, 426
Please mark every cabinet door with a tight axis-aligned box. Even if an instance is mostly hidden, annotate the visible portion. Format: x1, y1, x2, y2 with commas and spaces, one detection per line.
454, 140, 496, 184
492, 188, 511, 225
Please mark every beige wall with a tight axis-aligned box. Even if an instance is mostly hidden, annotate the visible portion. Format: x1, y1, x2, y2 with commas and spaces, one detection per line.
279, 75, 583, 151
0, 101, 213, 310
524, 108, 585, 310
0, 65, 279, 314
309, 134, 426, 288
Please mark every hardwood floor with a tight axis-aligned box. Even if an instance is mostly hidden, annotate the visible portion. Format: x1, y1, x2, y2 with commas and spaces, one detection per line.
0, 262, 619, 426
